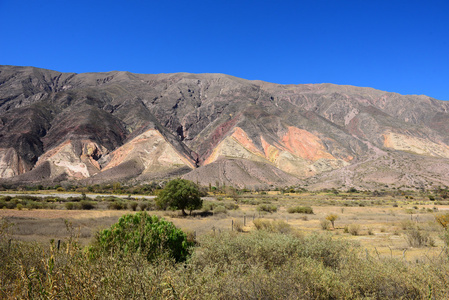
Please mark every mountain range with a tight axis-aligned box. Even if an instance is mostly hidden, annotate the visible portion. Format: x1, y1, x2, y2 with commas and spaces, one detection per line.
1, 65, 449, 190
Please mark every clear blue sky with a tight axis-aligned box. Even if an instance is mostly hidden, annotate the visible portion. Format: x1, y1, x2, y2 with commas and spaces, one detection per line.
1, 0, 448, 100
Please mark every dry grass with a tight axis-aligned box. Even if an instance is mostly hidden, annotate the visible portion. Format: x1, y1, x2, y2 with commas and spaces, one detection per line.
1, 192, 448, 260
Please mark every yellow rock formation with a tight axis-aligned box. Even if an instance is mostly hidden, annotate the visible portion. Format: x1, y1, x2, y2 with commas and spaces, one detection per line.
383, 132, 449, 158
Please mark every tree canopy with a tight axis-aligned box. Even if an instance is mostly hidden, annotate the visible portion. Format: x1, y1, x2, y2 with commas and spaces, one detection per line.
90, 212, 190, 262
156, 179, 203, 215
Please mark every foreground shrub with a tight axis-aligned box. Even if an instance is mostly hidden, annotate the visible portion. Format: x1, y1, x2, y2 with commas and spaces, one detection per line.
287, 206, 314, 214
90, 212, 190, 262
2, 226, 449, 299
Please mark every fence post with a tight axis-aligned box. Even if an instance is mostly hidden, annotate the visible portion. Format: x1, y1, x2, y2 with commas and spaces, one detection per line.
244, 216, 246, 226
232, 220, 234, 231
57, 240, 61, 251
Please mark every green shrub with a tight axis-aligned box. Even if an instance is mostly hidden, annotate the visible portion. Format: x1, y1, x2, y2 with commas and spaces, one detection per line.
257, 204, 277, 213
90, 212, 191, 262
253, 218, 272, 231
287, 206, 314, 214
108, 201, 127, 210
80, 200, 96, 210
213, 205, 227, 214
129, 202, 138, 211
224, 202, 239, 210
25, 201, 44, 210
65, 202, 75, 210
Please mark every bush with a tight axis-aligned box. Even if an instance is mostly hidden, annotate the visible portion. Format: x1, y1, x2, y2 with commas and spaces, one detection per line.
405, 227, 429, 247
224, 202, 239, 210
80, 200, 96, 210
233, 219, 244, 232
108, 201, 127, 210
139, 202, 148, 211
348, 224, 360, 236
287, 206, 314, 214
129, 202, 138, 211
257, 204, 277, 213
90, 212, 191, 262
435, 213, 449, 228
253, 218, 272, 231
213, 205, 227, 214
320, 219, 331, 230
65, 202, 75, 210
253, 219, 292, 234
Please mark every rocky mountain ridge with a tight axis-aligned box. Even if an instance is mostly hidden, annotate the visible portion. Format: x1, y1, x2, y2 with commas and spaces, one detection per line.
1, 65, 449, 190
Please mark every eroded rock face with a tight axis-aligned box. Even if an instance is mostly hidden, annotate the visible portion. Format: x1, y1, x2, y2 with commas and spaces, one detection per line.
2, 65, 449, 188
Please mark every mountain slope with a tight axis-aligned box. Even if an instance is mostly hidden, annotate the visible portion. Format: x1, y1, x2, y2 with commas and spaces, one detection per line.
1, 65, 449, 189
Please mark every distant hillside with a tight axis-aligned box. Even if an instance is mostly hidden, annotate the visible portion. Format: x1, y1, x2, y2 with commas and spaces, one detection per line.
1, 65, 449, 190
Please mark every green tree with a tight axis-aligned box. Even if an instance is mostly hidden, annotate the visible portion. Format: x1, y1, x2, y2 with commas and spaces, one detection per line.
156, 179, 202, 215
90, 212, 190, 262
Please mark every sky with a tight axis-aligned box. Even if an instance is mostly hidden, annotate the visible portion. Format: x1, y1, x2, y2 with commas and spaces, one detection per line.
1, 0, 448, 100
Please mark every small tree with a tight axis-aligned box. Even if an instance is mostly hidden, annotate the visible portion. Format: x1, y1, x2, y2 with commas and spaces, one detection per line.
326, 214, 339, 229
156, 179, 202, 215
90, 212, 190, 262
